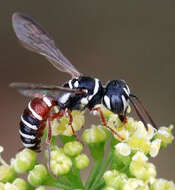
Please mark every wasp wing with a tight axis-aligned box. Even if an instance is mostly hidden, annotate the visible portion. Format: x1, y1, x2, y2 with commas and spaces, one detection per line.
10, 82, 83, 99
12, 12, 81, 78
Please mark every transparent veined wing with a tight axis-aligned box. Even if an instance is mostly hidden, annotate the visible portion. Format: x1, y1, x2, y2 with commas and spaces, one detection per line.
10, 82, 84, 99
12, 12, 82, 78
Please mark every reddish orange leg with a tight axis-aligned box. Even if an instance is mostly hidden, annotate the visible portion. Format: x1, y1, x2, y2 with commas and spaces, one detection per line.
67, 110, 75, 134
119, 114, 127, 125
92, 107, 124, 140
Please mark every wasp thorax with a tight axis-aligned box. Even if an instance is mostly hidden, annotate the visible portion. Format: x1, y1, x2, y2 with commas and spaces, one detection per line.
103, 80, 130, 114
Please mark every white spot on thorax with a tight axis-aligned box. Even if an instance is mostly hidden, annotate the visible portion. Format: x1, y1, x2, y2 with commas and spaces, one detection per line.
74, 81, 79, 88
88, 78, 100, 101
104, 95, 111, 110
59, 93, 71, 104
28, 101, 42, 121
43, 96, 52, 107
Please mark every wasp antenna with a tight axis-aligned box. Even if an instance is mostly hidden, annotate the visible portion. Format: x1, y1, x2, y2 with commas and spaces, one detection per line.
128, 97, 148, 131
130, 94, 157, 129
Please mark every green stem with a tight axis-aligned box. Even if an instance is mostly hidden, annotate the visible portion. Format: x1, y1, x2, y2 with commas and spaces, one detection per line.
90, 151, 113, 189
94, 180, 105, 190
84, 159, 102, 190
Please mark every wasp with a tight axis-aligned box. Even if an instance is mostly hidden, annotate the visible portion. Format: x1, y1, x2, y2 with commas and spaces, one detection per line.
10, 12, 157, 153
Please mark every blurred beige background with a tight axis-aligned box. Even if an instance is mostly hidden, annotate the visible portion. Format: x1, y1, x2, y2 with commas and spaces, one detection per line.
0, 0, 175, 186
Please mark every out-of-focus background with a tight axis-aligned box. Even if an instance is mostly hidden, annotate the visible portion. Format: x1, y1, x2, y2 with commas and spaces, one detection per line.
0, 0, 175, 184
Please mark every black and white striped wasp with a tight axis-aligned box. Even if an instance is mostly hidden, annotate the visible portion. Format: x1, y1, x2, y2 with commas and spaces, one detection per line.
10, 12, 157, 153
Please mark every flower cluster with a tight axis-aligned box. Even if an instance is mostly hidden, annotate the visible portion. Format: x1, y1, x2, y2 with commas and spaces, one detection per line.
0, 106, 174, 190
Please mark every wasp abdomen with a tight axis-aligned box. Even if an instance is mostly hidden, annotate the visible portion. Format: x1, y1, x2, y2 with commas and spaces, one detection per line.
19, 97, 55, 151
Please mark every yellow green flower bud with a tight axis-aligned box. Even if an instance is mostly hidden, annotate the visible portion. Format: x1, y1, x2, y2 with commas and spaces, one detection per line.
0, 165, 16, 183
13, 178, 28, 190
11, 149, 36, 174
50, 149, 72, 176
28, 164, 48, 186
64, 141, 83, 157
75, 154, 89, 169
104, 169, 119, 180
155, 125, 174, 147
150, 178, 175, 190
82, 125, 107, 144
130, 160, 156, 181
122, 178, 144, 190
103, 170, 127, 189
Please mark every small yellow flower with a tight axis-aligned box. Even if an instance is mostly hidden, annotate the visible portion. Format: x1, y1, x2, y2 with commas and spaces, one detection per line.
51, 110, 85, 136
132, 152, 148, 163
115, 142, 131, 156
128, 137, 151, 154
122, 178, 144, 190
130, 160, 156, 182
155, 125, 174, 147
82, 125, 107, 144
150, 139, 161, 157
151, 178, 175, 190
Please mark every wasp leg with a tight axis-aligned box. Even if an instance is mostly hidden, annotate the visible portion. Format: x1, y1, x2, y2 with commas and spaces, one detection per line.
67, 110, 75, 134
91, 107, 124, 140
119, 114, 127, 125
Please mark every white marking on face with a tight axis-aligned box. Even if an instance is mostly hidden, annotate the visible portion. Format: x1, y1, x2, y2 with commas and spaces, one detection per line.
121, 95, 128, 112
43, 96, 52, 107
28, 101, 42, 121
74, 81, 79, 88
21, 115, 38, 130
68, 80, 73, 89
19, 130, 36, 139
104, 95, 111, 110
59, 93, 71, 104
22, 142, 36, 148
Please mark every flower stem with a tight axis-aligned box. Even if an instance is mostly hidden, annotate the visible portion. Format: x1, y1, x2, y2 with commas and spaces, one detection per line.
90, 151, 113, 189
84, 159, 103, 190
94, 180, 105, 190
